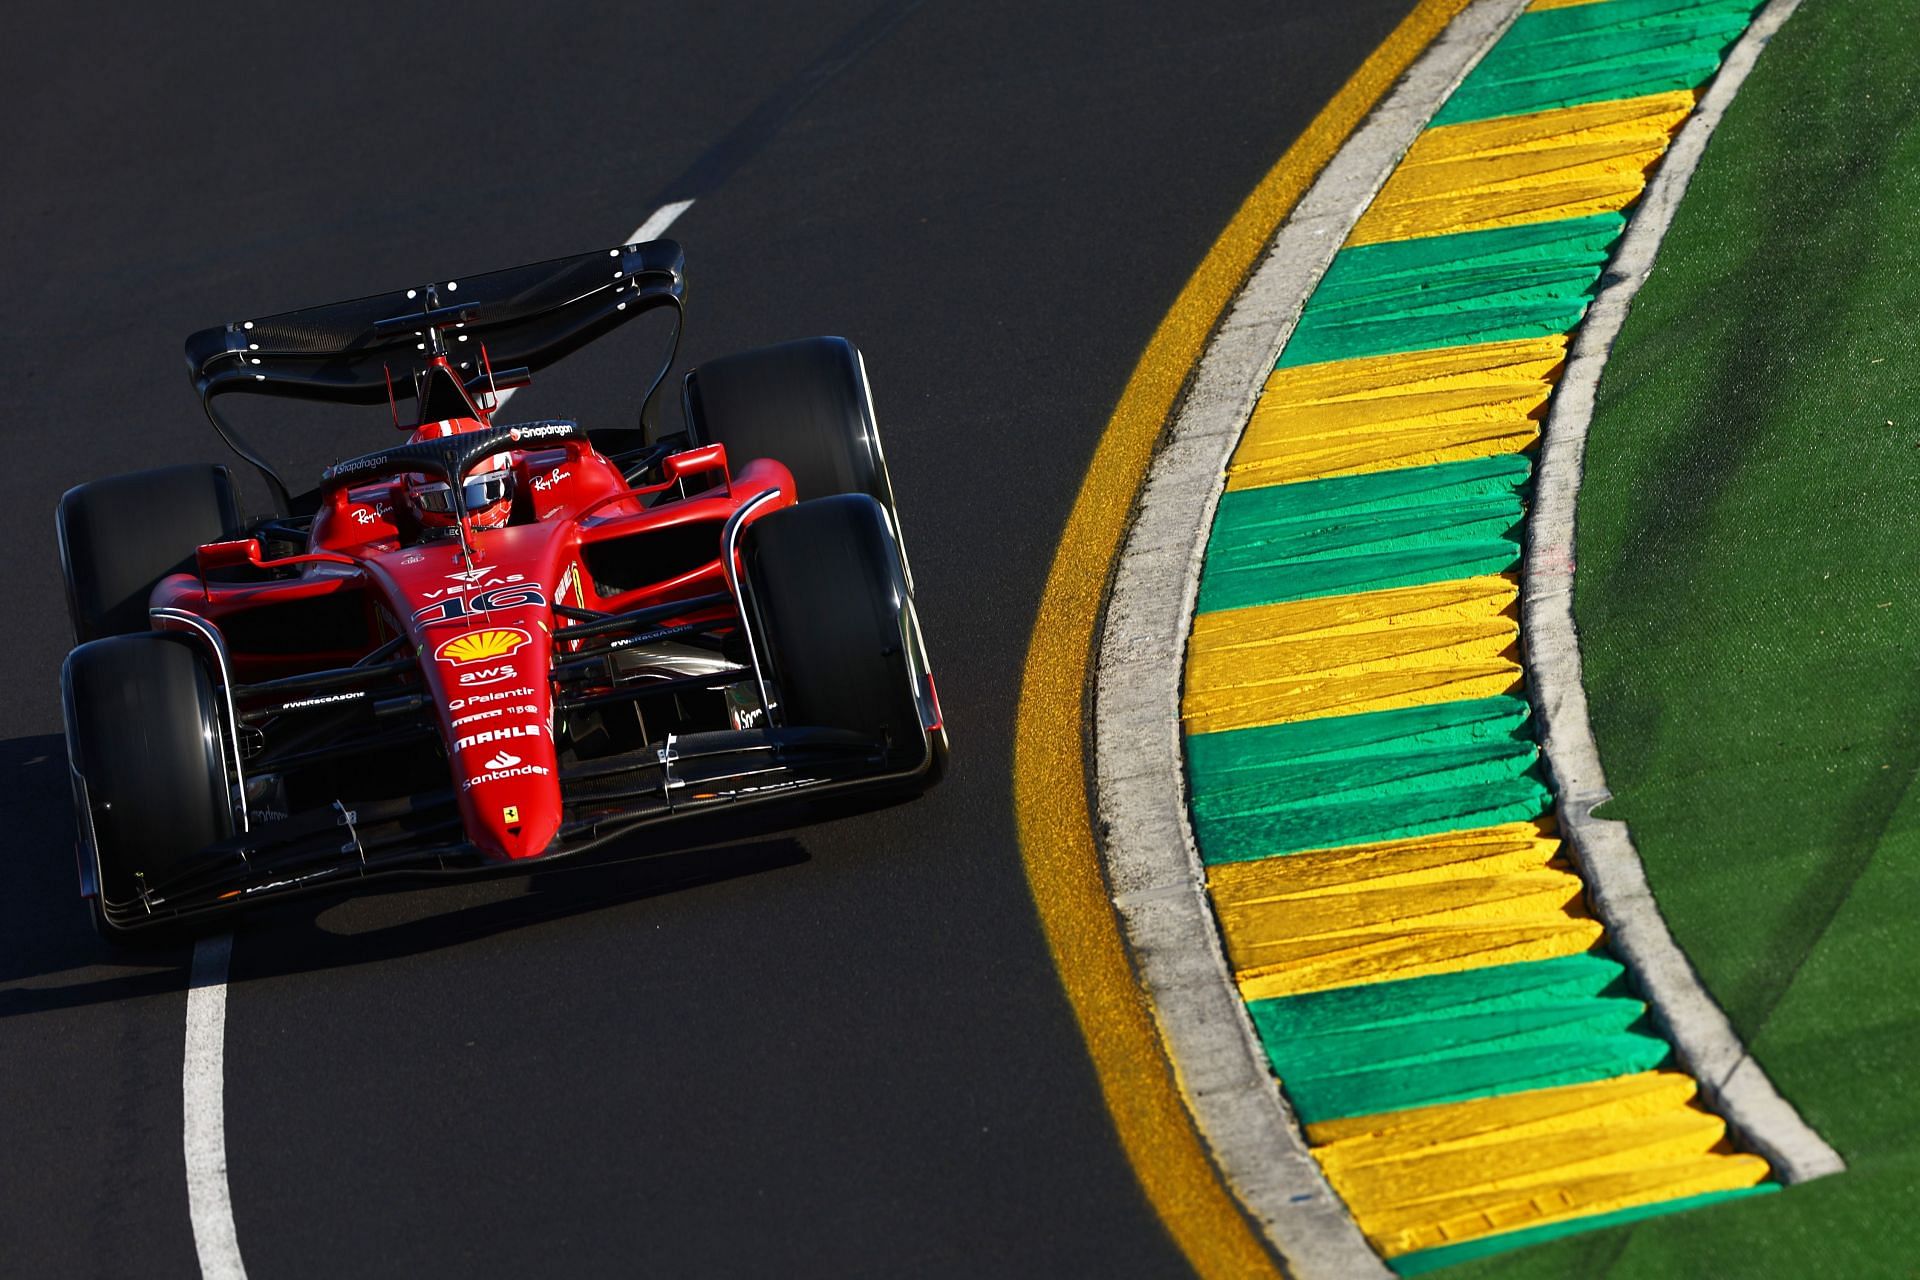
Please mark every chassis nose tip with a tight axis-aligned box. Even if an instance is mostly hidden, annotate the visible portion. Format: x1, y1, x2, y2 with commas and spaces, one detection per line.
471, 796, 561, 861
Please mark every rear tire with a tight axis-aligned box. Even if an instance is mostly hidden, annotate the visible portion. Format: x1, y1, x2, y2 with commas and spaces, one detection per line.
744, 494, 932, 777
62, 634, 235, 940
686, 337, 900, 516
57, 464, 241, 643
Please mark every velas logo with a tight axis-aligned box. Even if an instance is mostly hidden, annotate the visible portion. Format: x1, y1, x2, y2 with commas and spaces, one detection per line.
435, 627, 531, 666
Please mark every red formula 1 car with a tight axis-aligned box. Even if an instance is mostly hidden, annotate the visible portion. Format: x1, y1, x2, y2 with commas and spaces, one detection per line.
56, 239, 944, 939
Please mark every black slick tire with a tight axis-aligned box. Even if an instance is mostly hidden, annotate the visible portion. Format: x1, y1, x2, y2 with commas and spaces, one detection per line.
686, 336, 900, 516
62, 633, 235, 941
57, 464, 241, 642
743, 494, 930, 776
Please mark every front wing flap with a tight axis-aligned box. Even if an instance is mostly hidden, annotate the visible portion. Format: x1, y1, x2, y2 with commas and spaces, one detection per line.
91, 723, 931, 932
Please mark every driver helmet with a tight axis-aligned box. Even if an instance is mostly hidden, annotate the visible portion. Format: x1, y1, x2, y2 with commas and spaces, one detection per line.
405, 420, 514, 529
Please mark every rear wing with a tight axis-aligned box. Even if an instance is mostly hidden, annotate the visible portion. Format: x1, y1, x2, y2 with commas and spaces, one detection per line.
183, 240, 686, 511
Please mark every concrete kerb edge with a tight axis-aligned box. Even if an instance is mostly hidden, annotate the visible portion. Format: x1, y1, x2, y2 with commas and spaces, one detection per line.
1091, 4, 1529, 1277
1519, 0, 1845, 1184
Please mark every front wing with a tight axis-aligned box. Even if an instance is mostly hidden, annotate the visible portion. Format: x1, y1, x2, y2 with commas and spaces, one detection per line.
82, 721, 938, 932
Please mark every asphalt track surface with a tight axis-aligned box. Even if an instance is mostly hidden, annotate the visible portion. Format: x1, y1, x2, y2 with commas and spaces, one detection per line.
0, 3, 1416, 1275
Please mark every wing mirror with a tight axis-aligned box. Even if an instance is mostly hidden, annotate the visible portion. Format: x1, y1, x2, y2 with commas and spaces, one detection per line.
662, 443, 732, 493
196, 536, 358, 576
197, 538, 263, 573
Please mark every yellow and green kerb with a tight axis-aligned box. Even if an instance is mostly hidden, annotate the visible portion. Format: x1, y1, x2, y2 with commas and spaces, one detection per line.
1181, 0, 1779, 1270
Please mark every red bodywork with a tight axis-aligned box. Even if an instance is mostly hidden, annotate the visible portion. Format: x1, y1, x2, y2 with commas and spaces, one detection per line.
151, 394, 793, 866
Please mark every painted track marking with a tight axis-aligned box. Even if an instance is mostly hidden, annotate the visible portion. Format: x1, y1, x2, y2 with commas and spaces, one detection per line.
185, 932, 246, 1280
1087, 4, 1529, 1272
1009, 4, 1484, 1278
179, 198, 694, 1280
628, 199, 695, 246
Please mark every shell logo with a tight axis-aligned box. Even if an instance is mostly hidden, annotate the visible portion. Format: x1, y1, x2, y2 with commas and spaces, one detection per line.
435, 627, 532, 666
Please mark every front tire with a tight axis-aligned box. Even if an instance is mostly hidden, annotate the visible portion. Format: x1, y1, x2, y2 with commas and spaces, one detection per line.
63, 633, 235, 940
744, 494, 935, 779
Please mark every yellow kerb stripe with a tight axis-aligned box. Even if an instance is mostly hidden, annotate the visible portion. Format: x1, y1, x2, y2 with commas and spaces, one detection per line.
1304, 1072, 1771, 1256
1207, 822, 1602, 998
1184, 576, 1521, 736
1347, 90, 1697, 245
1009, 4, 1474, 1276
1227, 336, 1564, 490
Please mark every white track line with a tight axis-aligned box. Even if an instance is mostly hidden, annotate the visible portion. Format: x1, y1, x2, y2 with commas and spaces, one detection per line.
180, 197, 698, 1279
627, 198, 694, 246
185, 932, 246, 1279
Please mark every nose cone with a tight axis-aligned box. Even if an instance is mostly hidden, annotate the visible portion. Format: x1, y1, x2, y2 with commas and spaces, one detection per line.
461, 744, 563, 859
427, 623, 563, 861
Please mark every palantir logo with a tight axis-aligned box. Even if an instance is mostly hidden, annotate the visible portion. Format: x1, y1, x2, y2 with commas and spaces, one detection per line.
483, 750, 521, 770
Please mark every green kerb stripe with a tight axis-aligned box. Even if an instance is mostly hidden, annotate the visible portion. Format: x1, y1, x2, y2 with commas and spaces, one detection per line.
1197, 454, 1529, 613
1387, 1185, 1779, 1275
1433, 0, 1766, 126
1247, 954, 1669, 1123
1186, 697, 1549, 862
1277, 214, 1621, 369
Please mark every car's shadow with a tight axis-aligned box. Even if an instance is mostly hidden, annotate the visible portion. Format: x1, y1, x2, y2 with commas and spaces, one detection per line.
0, 731, 818, 1019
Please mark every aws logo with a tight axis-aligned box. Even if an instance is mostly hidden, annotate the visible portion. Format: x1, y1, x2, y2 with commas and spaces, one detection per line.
435, 628, 531, 666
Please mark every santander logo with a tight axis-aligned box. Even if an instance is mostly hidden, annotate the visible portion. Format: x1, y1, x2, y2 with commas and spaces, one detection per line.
483, 750, 521, 770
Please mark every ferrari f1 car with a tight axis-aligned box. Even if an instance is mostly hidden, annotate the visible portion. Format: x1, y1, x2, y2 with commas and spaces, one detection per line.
57, 238, 945, 939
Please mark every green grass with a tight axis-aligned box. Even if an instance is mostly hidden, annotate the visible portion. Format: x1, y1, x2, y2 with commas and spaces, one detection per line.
1458, 0, 1920, 1275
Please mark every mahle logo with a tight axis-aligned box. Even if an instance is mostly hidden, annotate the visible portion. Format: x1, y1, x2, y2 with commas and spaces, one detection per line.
435, 627, 531, 666
455, 724, 544, 753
